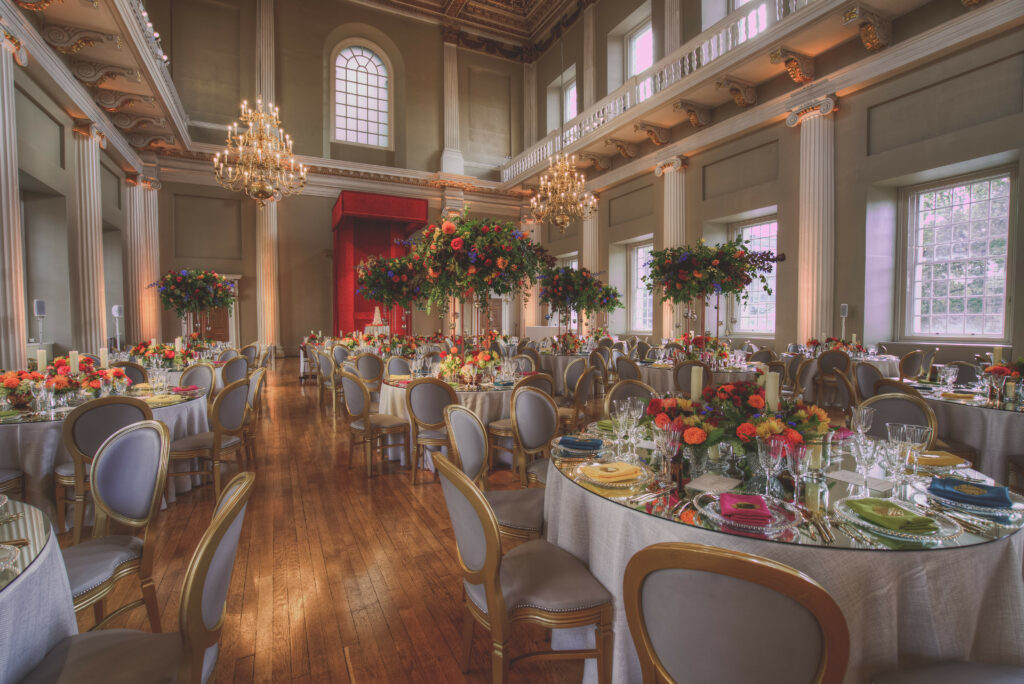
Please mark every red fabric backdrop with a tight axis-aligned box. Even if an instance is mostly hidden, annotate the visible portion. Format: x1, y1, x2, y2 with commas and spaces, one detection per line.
332, 191, 428, 335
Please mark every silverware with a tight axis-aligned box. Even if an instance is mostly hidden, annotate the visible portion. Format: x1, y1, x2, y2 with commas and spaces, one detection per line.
815, 511, 837, 545
795, 507, 819, 542
0, 513, 24, 526
0, 538, 28, 547
925, 502, 997, 538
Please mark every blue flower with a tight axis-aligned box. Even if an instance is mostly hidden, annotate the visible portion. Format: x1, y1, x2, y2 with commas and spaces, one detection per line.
180, 269, 188, 276
387, 270, 394, 278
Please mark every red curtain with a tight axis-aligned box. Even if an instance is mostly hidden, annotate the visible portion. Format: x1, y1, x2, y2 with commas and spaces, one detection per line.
332, 191, 428, 335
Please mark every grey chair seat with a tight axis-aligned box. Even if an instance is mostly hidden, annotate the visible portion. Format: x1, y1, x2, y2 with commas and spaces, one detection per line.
0, 469, 23, 483
170, 432, 242, 453
61, 535, 143, 598
527, 459, 549, 484
485, 488, 545, 532
465, 539, 611, 615
488, 418, 513, 433
369, 401, 379, 414
351, 414, 406, 430
871, 661, 1024, 683
417, 428, 447, 441
556, 395, 575, 408
54, 462, 78, 479
20, 629, 181, 684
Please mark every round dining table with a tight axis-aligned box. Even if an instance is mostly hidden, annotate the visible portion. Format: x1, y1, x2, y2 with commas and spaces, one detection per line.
0, 499, 76, 683
538, 353, 588, 395
0, 393, 210, 528
921, 393, 1024, 484
544, 452, 1024, 683
639, 364, 758, 395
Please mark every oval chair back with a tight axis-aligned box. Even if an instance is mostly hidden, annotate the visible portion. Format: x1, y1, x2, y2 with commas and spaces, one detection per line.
817, 350, 851, 377
853, 362, 883, 402
784, 354, 803, 389
859, 394, 938, 448
920, 347, 939, 381
513, 372, 554, 396
217, 349, 239, 363
511, 386, 559, 454
624, 542, 849, 684
332, 345, 351, 366
522, 347, 541, 368
246, 368, 267, 418
212, 379, 250, 435
596, 346, 611, 364
766, 361, 787, 386
407, 377, 457, 431
239, 344, 259, 366
444, 405, 489, 484
750, 349, 775, 364
90, 420, 170, 533
179, 471, 255, 683
832, 372, 857, 422
672, 361, 712, 398
948, 360, 979, 384
515, 339, 529, 354
873, 379, 924, 399
795, 358, 819, 403
563, 357, 586, 400
354, 353, 384, 395
386, 356, 412, 378
597, 338, 614, 349
339, 371, 370, 422
510, 354, 535, 372
567, 367, 597, 430
588, 350, 609, 389
111, 361, 147, 386
180, 362, 216, 401
221, 357, 249, 385
899, 350, 924, 381
604, 380, 656, 418
616, 356, 641, 381
636, 340, 651, 360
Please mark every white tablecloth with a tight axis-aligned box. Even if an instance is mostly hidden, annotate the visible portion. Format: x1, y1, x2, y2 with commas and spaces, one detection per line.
0, 509, 76, 683
0, 396, 210, 526
865, 355, 901, 378
926, 398, 1024, 484
167, 366, 224, 392
545, 463, 1024, 683
639, 366, 758, 395
539, 354, 586, 395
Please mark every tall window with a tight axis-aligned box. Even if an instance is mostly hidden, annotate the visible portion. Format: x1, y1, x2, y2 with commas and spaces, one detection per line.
627, 21, 654, 77
903, 169, 1014, 340
730, 218, 778, 335
334, 44, 390, 148
629, 243, 654, 332
563, 79, 578, 123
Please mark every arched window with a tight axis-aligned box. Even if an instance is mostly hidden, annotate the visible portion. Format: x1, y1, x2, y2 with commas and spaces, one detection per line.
334, 44, 390, 148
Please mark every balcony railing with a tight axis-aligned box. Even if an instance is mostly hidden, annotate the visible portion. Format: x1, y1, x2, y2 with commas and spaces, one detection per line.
501, 0, 820, 184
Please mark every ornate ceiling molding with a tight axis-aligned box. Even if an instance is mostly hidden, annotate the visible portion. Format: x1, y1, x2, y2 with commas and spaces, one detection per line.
13, 0, 65, 10
92, 88, 154, 112
604, 138, 638, 159
439, 24, 528, 61
672, 100, 712, 128
841, 5, 891, 51
717, 77, 757, 107
577, 151, 609, 171
961, 0, 993, 7
769, 47, 814, 83
109, 112, 166, 130
71, 59, 138, 86
126, 132, 174, 150
634, 122, 669, 146
654, 156, 688, 176
42, 23, 120, 55
2, 28, 29, 66
785, 94, 839, 127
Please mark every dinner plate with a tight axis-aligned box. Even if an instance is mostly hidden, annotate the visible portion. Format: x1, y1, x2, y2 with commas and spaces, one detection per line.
0, 544, 18, 572
692, 492, 801, 535
574, 464, 654, 490
833, 497, 962, 543
911, 482, 1024, 517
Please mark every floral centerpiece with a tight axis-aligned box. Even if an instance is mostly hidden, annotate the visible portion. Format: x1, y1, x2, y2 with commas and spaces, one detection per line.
152, 269, 237, 319
673, 332, 730, 362
355, 254, 423, 310
83, 367, 131, 397
437, 349, 498, 383
984, 362, 1022, 379
824, 337, 865, 353
643, 236, 778, 306
590, 326, 610, 342
555, 332, 582, 354
805, 338, 821, 348
380, 336, 420, 358
0, 370, 45, 408
537, 266, 623, 328
130, 342, 196, 368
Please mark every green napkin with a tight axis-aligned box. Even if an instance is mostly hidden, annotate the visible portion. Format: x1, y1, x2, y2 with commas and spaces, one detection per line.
0, 409, 21, 418
847, 498, 938, 534
597, 419, 614, 432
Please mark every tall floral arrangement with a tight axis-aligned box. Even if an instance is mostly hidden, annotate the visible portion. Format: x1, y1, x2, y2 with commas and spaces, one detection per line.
152, 269, 237, 318
537, 266, 623, 319
355, 254, 423, 310
643, 236, 778, 306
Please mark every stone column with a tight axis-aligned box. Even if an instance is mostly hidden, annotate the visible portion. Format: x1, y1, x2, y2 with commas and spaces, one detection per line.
440, 38, 464, 175
664, 0, 682, 54
69, 121, 107, 353
580, 202, 599, 334
582, 4, 596, 109
523, 62, 537, 148
255, 0, 280, 355
0, 30, 27, 369
520, 205, 540, 335
123, 176, 162, 345
656, 156, 687, 339
788, 95, 838, 343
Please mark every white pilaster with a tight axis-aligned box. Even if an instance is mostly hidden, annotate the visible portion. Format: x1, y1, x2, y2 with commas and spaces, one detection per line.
441, 40, 464, 175
0, 30, 27, 369
788, 95, 838, 343
523, 62, 537, 148
582, 4, 596, 109
580, 203, 600, 334
656, 156, 687, 338
69, 121, 107, 353
664, 0, 682, 54
520, 204, 540, 333
257, 204, 280, 350
257, 0, 274, 102
123, 176, 162, 344
141, 178, 161, 342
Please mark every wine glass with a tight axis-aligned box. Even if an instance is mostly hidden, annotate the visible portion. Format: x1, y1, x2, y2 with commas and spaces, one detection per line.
904, 425, 932, 479
759, 438, 787, 498
851, 437, 879, 496
29, 380, 46, 414
786, 443, 809, 504
851, 405, 875, 439
611, 401, 631, 460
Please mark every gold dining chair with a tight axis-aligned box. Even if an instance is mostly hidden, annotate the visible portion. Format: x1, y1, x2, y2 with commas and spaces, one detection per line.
339, 371, 408, 477
603, 379, 656, 420
559, 367, 596, 433
111, 361, 148, 387
510, 386, 560, 487
241, 367, 267, 467
178, 361, 216, 402
406, 377, 458, 484
672, 360, 712, 399
485, 374, 550, 473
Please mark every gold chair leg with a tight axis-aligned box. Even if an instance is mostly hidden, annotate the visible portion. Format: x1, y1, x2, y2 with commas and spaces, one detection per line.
492, 639, 509, 684
364, 433, 372, 477
411, 442, 419, 485
596, 608, 613, 684
460, 606, 474, 673
55, 483, 67, 535
212, 459, 222, 500
72, 491, 87, 545
141, 577, 161, 632
93, 599, 105, 626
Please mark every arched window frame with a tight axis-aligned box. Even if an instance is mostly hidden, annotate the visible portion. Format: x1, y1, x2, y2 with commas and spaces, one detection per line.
330, 38, 394, 151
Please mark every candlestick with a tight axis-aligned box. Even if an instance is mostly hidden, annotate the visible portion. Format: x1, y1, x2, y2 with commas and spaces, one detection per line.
69, 350, 79, 374
852, 333, 858, 345
765, 372, 781, 412
174, 337, 182, 352
37, 348, 47, 372
993, 347, 1003, 364
690, 366, 703, 401
150, 338, 156, 348
99, 347, 108, 369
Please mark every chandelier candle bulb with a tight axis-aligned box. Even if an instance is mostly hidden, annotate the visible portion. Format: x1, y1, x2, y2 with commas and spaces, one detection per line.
99, 347, 108, 369
765, 372, 780, 412
690, 365, 703, 401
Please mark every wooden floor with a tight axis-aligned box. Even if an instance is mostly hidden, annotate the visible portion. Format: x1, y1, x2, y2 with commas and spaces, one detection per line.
66, 358, 580, 683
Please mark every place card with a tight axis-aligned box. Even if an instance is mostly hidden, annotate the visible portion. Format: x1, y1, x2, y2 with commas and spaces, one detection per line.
827, 469, 894, 495
684, 473, 741, 497
639, 439, 656, 451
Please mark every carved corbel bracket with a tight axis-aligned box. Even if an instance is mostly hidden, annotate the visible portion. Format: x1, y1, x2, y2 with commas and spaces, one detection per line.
139, 175, 162, 191
785, 94, 839, 127
634, 122, 670, 146
716, 77, 757, 107
769, 47, 815, 83
72, 119, 107, 149
654, 156, 688, 177
42, 24, 120, 55
673, 100, 712, 128
110, 112, 166, 130
92, 89, 154, 112
841, 5, 891, 51
604, 138, 638, 159
71, 59, 138, 86
127, 133, 175, 150
578, 152, 610, 171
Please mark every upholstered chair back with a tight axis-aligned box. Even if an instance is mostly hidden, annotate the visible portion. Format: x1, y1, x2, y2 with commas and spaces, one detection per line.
387, 356, 412, 377
445, 405, 488, 483
90, 420, 169, 526
408, 378, 457, 429
512, 387, 558, 452
860, 394, 937, 447
563, 358, 585, 399
217, 349, 239, 363
853, 363, 883, 401
332, 345, 350, 366
616, 357, 641, 381
221, 357, 249, 385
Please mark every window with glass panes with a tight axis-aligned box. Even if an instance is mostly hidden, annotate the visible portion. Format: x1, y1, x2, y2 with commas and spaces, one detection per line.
630, 243, 654, 332
563, 79, 577, 123
627, 22, 653, 77
905, 170, 1013, 339
730, 219, 777, 334
335, 45, 389, 148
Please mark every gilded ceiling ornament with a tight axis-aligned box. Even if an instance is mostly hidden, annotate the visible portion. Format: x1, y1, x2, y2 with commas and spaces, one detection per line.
716, 77, 757, 107
127, 132, 175, 150
2, 29, 29, 66
604, 138, 638, 159
13, 0, 64, 10
92, 89, 154, 112
72, 120, 107, 148
634, 122, 670, 146
42, 24, 120, 55
841, 5, 891, 51
71, 59, 138, 86
577, 152, 610, 171
769, 47, 814, 84
109, 112, 166, 130
672, 100, 711, 128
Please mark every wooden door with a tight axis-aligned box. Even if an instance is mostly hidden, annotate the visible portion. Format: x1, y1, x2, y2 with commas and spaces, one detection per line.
488, 298, 503, 333
192, 309, 231, 342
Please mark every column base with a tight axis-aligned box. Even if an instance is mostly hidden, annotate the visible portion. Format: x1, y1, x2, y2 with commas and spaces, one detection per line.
441, 148, 465, 176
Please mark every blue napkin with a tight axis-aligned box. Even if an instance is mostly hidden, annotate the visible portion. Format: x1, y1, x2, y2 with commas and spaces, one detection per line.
559, 436, 603, 451
493, 380, 514, 387
928, 477, 1013, 509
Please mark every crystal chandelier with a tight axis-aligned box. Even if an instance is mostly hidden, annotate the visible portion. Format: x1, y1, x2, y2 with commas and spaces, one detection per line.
213, 97, 307, 207
530, 152, 597, 233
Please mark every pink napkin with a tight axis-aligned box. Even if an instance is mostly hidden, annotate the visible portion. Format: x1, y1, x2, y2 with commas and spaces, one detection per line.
172, 385, 200, 393
719, 493, 772, 526
521, 371, 538, 376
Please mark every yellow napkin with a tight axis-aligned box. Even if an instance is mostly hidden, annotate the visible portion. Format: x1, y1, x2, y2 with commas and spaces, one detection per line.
389, 374, 411, 381
580, 462, 644, 483
133, 383, 152, 391
144, 394, 182, 408
913, 451, 968, 468
941, 392, 975, 400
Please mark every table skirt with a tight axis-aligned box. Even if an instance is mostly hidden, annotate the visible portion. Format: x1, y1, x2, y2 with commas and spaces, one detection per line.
926, 398, 1023, 484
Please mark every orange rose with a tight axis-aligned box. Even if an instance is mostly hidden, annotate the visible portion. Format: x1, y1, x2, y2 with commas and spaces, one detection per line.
747, 395, 765, 409
683, 427, 707, 445
654, 413, 671, 429
736, 422, 757, 442
3, 377, 19, 389
782, 428, 804, 444
441, 221, 457, 235
661, 397, 677, 410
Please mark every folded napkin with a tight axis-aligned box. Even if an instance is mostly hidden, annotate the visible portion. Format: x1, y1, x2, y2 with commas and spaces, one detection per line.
580, 462, 643, 483
596, 419, 614, 432
928, 477, 1013, 509
389, 374, 411, 381
941, 391, 975, 400
912, 451, 967, 468
720, 493, 773, 526
559, 435, 603, 451
172, 385, 200, 393
144, 394, 182, 408
521, 371, 538, 376
493, 380, 514, 387
0, 409, 21, 418
133, 383, 152, 391
639, 359, 655, 365
846, 498, 939, 534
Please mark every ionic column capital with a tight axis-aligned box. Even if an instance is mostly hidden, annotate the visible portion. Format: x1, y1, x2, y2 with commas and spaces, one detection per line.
72, 119, 107, 148
1, 27, 28, 66
786, 94, 839, 127
654, 156, 688, 176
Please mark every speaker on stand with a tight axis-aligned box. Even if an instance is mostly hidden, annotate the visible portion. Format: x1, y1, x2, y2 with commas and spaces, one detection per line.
112, 305, 124, 351
33, 299, 46, 343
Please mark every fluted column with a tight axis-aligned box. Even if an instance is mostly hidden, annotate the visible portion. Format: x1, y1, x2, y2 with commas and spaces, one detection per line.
656, 156, 687, 339
140, 178, 161, 342
257, 0, 274, 102
788, 95, 838, 342
580, 203, 599, 334
257, 204, 280, 350
664, 0, 681, 54
69, 121, 107, 353
440, 38, 464, 175
124, 176, 161, 343
0, 31, 27, 369
582, 4, 596, 108
523, 63, 537, 148
520, 205, 539, 334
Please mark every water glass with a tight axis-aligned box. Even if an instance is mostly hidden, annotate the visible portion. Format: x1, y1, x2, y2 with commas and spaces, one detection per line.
786, 444, 809, 504
904, 425, 932, 478
851, 405, 875, 438
851, 438, 879, 496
